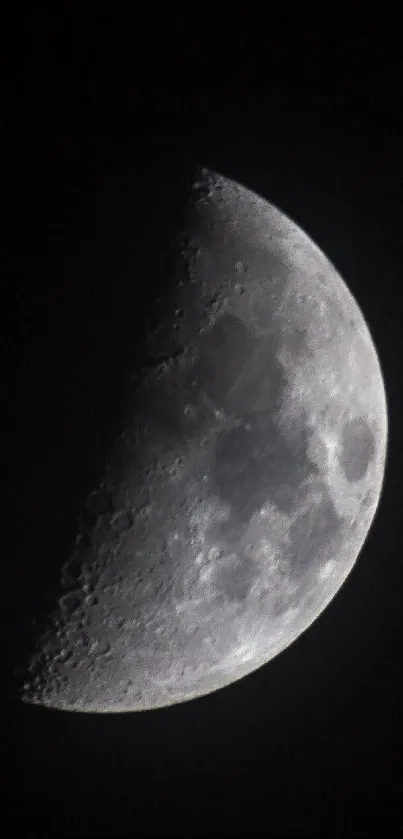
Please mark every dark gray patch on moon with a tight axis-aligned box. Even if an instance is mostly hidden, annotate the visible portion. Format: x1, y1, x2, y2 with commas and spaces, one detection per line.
215, 556, 257, 604
212, 413, 318, 525
286, 491, 343, 585
196, 313, 258, 398
137, 311, 289, 440
281, 325, 311, 359
338, 417, 376, 482
194, 313, 288, 416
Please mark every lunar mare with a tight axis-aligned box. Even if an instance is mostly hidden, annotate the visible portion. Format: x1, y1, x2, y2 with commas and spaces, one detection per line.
21, 168, 388, 712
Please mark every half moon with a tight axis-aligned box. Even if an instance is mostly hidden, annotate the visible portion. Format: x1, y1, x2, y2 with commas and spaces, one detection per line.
21, 168, 388, 712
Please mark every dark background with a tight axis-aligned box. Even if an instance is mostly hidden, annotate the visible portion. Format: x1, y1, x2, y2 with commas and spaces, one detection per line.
4, 9, 402, 837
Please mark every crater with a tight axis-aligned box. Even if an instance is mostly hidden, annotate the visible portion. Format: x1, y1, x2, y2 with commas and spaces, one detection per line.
338, 417, 376, 482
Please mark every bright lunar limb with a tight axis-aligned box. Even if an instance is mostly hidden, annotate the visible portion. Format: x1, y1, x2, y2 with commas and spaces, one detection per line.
21, 168, 388, 712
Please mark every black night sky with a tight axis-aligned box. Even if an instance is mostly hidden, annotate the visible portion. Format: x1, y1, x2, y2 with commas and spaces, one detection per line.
4, 10, 402, 838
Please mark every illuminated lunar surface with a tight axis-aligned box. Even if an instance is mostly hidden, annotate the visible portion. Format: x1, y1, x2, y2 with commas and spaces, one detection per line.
21, 168, 388, 712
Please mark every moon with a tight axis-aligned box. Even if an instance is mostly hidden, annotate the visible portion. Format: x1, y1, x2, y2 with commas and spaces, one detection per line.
21, 168, 388, 712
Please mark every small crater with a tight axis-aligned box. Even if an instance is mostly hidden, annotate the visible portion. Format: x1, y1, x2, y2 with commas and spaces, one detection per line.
110, 511, 132, 533
90, 638, 111, 656
338, 417, 376, 482
61, 555, 83, 589
59, 591, 82, 615
84, 594, 99, 608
